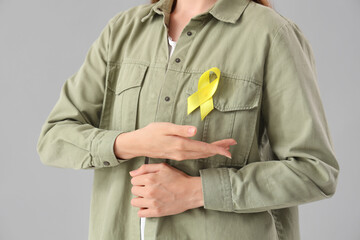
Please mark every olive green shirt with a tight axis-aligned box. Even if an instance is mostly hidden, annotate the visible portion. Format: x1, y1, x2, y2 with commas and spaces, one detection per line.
36, 0, 340, 239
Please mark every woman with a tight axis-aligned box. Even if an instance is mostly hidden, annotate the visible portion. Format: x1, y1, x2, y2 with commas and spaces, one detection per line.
37, 0, 339, 239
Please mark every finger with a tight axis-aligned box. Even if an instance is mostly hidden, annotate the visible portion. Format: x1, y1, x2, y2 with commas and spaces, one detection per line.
138, 207, 159, 218
131, 196, 152, 208
163, 123, 197, 138
180, 138, 232, 159
130, 174, 146, 186
201, 142, 232, 159
157, 135, 230, 160
177, 148, 231, 160
216, 147, 232, 159
131, 173, 156, 186
211, 138, 237, 147
129, 163, 165, 177
131, 185, 146, 197
211, 142, 234, 152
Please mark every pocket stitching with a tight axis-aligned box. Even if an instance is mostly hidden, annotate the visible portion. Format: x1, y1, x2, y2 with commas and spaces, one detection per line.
106, 63, 149, 94
185, 78, 261, 111
104, 62, 149, 131
115, 64, 148, 95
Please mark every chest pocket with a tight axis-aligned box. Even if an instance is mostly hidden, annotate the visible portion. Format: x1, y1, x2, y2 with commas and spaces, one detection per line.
105, 61, 149, 131
182, 74, 261, 167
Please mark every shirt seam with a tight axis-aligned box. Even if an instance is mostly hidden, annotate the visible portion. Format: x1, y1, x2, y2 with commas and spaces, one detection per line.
268, 21, 293, 55
107, 59, 262, 85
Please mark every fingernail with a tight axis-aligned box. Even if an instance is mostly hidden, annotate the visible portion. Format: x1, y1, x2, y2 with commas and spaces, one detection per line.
188, 127, 196, 134
129, 170, 136, 175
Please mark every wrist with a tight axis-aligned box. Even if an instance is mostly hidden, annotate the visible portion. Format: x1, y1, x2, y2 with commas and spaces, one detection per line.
188, 176, 204, 209
114, 131, 138, 160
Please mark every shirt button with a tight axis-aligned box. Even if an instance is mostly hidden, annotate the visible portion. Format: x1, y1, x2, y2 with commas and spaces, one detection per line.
187, 31, 192, 36
103, 161, 110, 166
175, 58, 181, 63
165, 96, 170, 101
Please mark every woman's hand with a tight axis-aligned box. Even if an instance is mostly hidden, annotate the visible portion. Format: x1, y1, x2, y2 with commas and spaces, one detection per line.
129, 162, 203, 217
114, 122, 237, 160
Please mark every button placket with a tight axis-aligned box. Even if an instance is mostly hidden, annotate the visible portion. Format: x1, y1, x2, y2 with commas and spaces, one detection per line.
168, 16, 209, 69
153, 15, 208, 137
172, 29, 194, 64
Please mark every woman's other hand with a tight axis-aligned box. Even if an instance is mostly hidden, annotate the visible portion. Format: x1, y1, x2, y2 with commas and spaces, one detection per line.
114, 122, 237, 160
129, 162, 203, 217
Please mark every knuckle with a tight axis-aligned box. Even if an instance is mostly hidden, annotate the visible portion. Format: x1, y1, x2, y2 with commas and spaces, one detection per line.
147, 191, 153, 198
147, 187, 155, 198
150, 199, 157, 207
145, 176, 154, 185
144, 178, 150, 185
153, 200, 161, 208
154, 207, 162, 216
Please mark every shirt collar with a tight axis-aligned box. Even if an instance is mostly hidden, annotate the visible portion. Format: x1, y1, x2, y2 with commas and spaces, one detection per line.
141, 0, 251, 24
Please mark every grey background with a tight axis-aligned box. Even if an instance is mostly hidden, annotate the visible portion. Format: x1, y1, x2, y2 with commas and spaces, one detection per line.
0, 0, 359, 239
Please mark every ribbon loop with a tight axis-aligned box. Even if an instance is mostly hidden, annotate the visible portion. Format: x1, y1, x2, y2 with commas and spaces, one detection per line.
187, 67, 221, 121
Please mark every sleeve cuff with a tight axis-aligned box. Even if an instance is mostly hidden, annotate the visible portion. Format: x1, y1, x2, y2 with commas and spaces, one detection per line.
199, 167, 233, 212
91, 130, 131, 168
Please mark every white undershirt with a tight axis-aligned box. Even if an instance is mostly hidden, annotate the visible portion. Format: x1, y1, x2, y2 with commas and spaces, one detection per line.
140, 33, 177, 240
168, 34, 177, 58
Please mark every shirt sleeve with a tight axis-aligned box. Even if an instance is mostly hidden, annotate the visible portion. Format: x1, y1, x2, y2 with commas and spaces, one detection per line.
198, 21, 340, 213
36, 12, 132, 170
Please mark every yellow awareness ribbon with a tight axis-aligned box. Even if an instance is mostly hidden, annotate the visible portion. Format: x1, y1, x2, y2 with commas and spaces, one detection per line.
187, 67, 221, 121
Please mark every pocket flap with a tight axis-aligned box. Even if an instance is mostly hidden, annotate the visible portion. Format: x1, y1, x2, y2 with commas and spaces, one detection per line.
108, 63, 149, 95
186, 76, 261, 111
